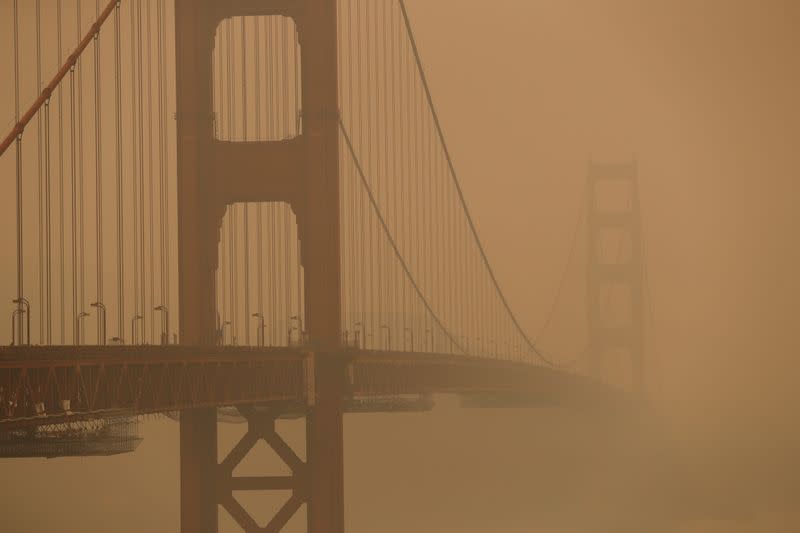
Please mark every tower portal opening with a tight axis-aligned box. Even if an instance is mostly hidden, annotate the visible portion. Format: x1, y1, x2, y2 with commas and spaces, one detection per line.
213, 16, 302, 142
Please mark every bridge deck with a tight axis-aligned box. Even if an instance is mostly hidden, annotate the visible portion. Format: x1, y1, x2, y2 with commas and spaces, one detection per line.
0, 346, 623, 431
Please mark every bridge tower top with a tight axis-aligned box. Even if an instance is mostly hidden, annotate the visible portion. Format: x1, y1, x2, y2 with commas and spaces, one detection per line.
174, 0, 342, 350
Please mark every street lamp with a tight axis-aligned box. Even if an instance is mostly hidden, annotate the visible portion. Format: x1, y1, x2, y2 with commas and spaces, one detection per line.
252, 313, 266, 347
12, 298, 30, 346
10, 309, 21, 346
289, 315, 303, 345
131, 315, 143, 345
220, 321, 232, 346
353, 321, 364, 349
90, 302, 107, 345
77, 312, 90, 346
380, 325, 391, 350
154, 305, 170, 345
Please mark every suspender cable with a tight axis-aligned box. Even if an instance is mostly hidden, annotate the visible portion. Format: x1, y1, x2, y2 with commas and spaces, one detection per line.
215, 32, 226, 340
241, 17, 248, 139
45, 98, 53, 344
13, 0, 24, 344
364, 0, 375, 344
255, 18, 264, 342
268, 18, 277, 345
281, 19, 288, 138
226, 21, 236, 342
58, 0, 66, 344
146, 0, 155, 344
77, 1, 86, 330
355, 0, 366, 343
244, 203, 250, 345
284, 204, 291, 345
37, 0, 45, 344
70, 62, 78, 343
160, 0, 170, 336
242, 17, 251, 345
381, 0, 391, 347
156, 0, 166, 341
390, 0, 399, 348
346, 0, 355, 334
94, 0, 104, 344
136, 0, 146, 343
114, 1, 125, 340
228, 21, 238, 343
130, 1, 139, 343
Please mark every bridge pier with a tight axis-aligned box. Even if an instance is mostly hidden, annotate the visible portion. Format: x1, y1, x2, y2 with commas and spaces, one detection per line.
180, 409, 219, 533
178, 356, 346, 533
306, 357, 347, 533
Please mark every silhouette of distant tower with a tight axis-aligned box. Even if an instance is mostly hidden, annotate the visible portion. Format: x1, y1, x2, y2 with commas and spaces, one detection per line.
586, 162, 644, 393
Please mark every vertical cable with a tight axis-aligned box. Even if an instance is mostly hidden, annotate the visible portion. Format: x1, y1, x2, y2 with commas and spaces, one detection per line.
137, 0, 146, 342
147, 0, 156, 343
347, 0, 355, 335
94, 0, 104, 344
244, 203, 251, 345
13, 0, 24, 344
242, 17, 250, 344
37, 0, 45, 344
114, 0, 125, 340
268, 18, 276, 345
160, 0, 170, 332
255, 17, 264, 345
77, 1, 86, 327
70, 59, 78, 343
58, 0, 66, 344
129, 1, 139, 343
157, 0, 166, 321
216, 27, 226, 340
45, 97, 53, 344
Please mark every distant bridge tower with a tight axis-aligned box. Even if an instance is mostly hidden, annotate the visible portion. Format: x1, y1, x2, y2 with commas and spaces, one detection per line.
175, 1, 344, 532
586, 162, 644, 393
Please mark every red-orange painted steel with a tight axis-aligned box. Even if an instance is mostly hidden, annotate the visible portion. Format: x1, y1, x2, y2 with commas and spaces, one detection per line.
0, 0, 119, 157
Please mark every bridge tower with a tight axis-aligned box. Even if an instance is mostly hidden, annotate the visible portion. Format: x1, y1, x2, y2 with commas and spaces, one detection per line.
586, 162, 644, 393
175, 1, 344, 532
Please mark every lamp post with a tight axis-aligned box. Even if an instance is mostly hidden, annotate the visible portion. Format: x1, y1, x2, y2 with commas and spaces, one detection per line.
354, 321, 364, 349
90, 302, 107, 345
288, 326, 298, 346
154, 306, 170, 345
252, 313, 266, 347
10, 309, 21, 346
380, 325, 391, 350
289, 315, 303, 345
11, 298, 30, 346
131, 315, 143, 345
220, 321, 232, 346
77, 311, 90, 346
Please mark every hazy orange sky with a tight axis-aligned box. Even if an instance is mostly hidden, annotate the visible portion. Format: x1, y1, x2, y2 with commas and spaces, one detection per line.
1, 1, 799, 531
405, 0, 800, 423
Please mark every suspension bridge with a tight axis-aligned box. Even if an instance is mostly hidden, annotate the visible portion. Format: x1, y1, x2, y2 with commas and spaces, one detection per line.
0, 1, 648, 532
